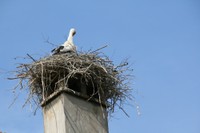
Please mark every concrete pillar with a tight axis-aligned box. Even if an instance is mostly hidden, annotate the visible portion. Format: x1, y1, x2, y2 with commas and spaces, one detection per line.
42, 91, 108, 133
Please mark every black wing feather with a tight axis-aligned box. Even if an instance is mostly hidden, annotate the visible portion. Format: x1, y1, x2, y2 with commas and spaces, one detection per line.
51, 46, 64, 55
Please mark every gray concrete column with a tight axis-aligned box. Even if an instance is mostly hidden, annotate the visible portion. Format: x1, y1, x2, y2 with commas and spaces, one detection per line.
42, 92, 108, 133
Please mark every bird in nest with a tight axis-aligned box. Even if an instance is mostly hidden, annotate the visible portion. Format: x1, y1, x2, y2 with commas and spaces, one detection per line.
51, 28, 77, 55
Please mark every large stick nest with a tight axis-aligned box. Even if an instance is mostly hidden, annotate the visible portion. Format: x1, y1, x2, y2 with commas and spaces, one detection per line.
9, 50, 133, 115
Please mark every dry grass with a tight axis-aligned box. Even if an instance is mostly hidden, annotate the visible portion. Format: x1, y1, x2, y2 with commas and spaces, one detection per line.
9, 49, 133, 116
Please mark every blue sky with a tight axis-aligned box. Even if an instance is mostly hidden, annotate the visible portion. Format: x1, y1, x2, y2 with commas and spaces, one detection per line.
0, 0, 200, 133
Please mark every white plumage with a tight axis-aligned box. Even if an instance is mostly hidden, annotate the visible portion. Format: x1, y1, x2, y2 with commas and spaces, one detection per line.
52, 28, 77, 55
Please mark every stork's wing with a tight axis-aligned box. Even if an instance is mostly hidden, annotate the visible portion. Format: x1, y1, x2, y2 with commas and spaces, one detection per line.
51, 46, 64, 55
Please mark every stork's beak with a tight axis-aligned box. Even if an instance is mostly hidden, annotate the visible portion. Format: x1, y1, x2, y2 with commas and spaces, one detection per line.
72, 31, 76, 36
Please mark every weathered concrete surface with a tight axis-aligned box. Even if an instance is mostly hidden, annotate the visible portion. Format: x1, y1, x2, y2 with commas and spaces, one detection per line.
43, 92, 108, 133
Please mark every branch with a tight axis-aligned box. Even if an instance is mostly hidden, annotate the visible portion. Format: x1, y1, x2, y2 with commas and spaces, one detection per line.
90, 45, 108, 53
27, 54, 37, 62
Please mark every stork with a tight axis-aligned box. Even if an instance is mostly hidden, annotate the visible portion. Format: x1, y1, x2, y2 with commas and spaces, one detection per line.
51, 28, 77, 55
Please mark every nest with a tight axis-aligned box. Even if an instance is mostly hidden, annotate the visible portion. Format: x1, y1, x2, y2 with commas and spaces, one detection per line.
9, 49, 133, 116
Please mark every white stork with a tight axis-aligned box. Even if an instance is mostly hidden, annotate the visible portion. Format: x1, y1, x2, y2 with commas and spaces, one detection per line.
51, 28, 77, 55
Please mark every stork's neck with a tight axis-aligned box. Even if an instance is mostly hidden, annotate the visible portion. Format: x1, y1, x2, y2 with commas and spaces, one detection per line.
67, 32, 73, 44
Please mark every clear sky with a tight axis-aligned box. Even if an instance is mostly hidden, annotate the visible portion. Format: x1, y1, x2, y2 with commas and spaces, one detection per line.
0, 0, 200, 133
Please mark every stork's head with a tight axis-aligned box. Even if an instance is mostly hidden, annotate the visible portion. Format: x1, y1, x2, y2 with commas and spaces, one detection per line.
70, 28, 76, 36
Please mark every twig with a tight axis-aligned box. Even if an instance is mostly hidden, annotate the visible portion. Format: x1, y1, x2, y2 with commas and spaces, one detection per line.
40, 63, 45, 101
117, 103, 130, 117
27, 54, 37, 62
90, 45, 108, 53
42, 34, 57, 47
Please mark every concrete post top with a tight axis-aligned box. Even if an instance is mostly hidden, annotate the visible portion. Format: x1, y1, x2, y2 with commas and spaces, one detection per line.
40, 87, 106, 108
